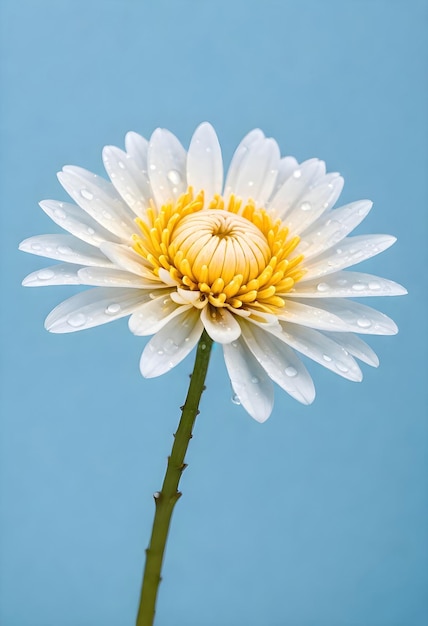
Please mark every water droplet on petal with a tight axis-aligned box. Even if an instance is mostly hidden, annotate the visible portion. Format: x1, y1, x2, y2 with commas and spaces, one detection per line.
300, 201, 311, 211
336, 361, 349, 373
150, 163, 156, 171
118, 160, 125, 169
369, 281, 381, 291
357, 318, 372, 328
167, 169, 182, 185
293, 169, 302, 179
67, 313, 86, 328
317, 282, 329, 292
37, 269, 55, 280
251, 376, 259, 384
31, 243, 42, 251
105, 303, 121, 315
322, 354, 332, 362
87, 227, 95, 235
57, 245, 72, 255
231, 393, 241, 405
285, 366, 298, 377
248, 180, 254, 187
80, 189, 93, 200
157, 349, 164, 355
54, 208, 66, 219
352, 283, 366, 291
164, 338, 178, 354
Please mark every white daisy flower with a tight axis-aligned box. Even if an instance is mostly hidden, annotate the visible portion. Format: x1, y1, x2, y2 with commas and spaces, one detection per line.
20, 123, 406, 422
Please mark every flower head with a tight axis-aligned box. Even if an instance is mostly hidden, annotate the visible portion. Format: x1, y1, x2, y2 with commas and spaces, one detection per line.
20, 123, 406, 421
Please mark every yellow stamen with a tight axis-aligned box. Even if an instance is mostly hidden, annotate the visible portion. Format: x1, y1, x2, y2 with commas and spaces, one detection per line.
132, 187, 305, 315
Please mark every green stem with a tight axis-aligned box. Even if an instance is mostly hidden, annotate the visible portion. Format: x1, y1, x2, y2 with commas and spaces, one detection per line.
136, 330, 213, 626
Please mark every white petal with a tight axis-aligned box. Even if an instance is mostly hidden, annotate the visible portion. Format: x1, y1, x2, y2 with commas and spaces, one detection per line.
39, 200, 121, 246
288, 271, 407, 298
45, 287, 148, 333
125, 131, 149, 171
170, 287, 202, 305
223, 338, 274, 422
268, 158, 326, 217
58, 166, 136, 239
148, 128, 187, 208
224, 129, 265, 199
240, 321, 315, 404
282, 174, 344, 235
186, 122, 223, 203
226, 137, 280, 206
323, 332, 379, 367
77, 267, 164, 289
22, 263, 82, 287
19, 234, 113, 267
270, 156, 299, 197
102, 146, 152, 218
276, 323, 363, 382
140, 309, 204, 378
301, 234, 397, 279
100, 242, 156, 279
296, 297, 398, 335
278, 299, 349, 331
297, 200, 373, 259
129, 294, 190, 336
200, 306, 241, 343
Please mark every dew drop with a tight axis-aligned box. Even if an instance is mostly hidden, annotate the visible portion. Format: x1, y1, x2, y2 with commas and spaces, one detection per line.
118, 161, 126, 169
31, 243, 42, 251
322, 354, 332, 362
251, 376, 259, 384
201, 343, 207, 351
167, 169, 182, 185
285, 366, 298, 377
357, 317, 372, 329
57, 245, 72, 255
352, 283, 366, 292
54, 208, 67, 220
87, 227, 96, 235
231, 394, 241, 405
248, 180, 254, 187
80, 188, 93, 200
37, 269, 55, 280
150, 163, 156, 171
67, 313, 86, 328
164, 338, 178, 354
102, 210, 112, 220
300, 201, 311, 211
368, 281, 381, 291
336, 361, 349, 373
105, 303, 121, 315
293, 169, 302, 179
157, 349, 164, 355
231, 341, 238, 348
317, 282, 329, 292
336, 248, 342, 255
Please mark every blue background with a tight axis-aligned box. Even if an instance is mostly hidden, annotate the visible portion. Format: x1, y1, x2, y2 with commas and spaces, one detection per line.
1, 1, 427, 625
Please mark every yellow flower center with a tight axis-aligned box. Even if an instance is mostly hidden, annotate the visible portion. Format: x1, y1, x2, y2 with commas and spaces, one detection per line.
132, 188, 305, 312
